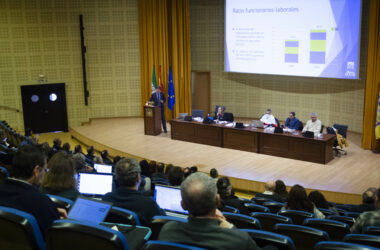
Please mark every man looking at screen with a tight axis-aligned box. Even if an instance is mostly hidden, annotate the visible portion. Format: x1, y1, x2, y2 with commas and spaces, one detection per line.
284, 112, 301, 130
0, 145, 67, 235
158, 172, 259, 249
102, 158, 165, 226
302, 112, 322, 136
260, 109, 278, 127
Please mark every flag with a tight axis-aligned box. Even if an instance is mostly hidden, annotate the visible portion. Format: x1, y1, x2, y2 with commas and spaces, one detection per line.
376, 91, 380, 139
168, 66, 175, 111
158, 65, 164, 92
151, 65, 157, 94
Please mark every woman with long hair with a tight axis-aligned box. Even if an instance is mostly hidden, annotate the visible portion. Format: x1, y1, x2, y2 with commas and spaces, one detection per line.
274, 180, 288, 200
40, 152, 79, 201
284, 184, 324, 218
308, 190, 339, 215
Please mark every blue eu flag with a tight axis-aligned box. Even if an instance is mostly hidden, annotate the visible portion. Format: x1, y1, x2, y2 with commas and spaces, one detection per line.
168, 67, 175, 110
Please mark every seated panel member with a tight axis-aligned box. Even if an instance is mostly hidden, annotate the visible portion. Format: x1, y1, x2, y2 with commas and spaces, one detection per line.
302, 112, 322, 136
159, 172, 259, 250
214, 106, 226, 121
260, 108, 278, 127
284, 111, 301, 130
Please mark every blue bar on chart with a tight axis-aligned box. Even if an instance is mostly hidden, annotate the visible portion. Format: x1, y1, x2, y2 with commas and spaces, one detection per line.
285, 40, 299, 63
310, 30, 326, 64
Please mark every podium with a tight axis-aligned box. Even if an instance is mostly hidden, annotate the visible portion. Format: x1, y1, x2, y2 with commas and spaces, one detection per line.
144, 106, 162, 135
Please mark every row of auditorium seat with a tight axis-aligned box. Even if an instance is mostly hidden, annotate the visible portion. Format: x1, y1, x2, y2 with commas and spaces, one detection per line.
1, 202, 379, 250
0, 120, 27, 148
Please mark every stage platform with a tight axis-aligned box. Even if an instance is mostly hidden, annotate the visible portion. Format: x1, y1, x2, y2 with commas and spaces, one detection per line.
70, 117, 380, 204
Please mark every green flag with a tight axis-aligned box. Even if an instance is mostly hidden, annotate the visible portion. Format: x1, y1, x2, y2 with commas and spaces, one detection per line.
151, 65, 157, 94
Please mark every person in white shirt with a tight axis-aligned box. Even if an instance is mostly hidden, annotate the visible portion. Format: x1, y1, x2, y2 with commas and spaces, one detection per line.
260, 109, 278, 127
302, 112, 322, 136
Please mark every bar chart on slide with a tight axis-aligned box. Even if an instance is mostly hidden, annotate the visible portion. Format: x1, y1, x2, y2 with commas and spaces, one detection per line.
310, 30, 327, 64
225, 0, 361, 79
285, 40, 299, 63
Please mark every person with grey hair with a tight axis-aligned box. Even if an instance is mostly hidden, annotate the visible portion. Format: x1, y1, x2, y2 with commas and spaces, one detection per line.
351, 187, 380, 233
302, 112, 322, 136
158, 172, 259, 249
102, 158, 164, 226
351, 187, 377, 213
260, 108, 278, 127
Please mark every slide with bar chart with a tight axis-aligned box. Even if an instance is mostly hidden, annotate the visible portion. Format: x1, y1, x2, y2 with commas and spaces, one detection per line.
225, 0, 362, 79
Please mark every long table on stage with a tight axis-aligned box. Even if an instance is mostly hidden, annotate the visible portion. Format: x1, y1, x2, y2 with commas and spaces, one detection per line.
171, 119, 336, 164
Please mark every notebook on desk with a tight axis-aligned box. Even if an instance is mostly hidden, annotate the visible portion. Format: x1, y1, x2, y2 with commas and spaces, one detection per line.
154, 185, 188, 218
68, 197, 112, 224
252, 120, 264, 128
77, 172, 113, 196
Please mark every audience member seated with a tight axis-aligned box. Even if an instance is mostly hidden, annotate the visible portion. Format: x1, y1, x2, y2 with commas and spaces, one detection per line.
308, 190, 339, 215
210, 168, 218, 184
217, 177, 249, 215
255, 180, 286, 202
183, 167, 191, 178
102, 158, 165, 226
93, 155, 103, 164
282, 184, 325, 219
284, 112, 302, 130
350, 188, 377, 213
148, 160, 157, 175
113, 155, 122, 165
73, 145, 85, 159
40, 152, 80, 201
23, 128, 39, 145
152, 162, 167, 181
214, 106, 226, 121
100, 150, 113, 165
62, 143, 72, 155
274, 180, 288, 201
0, 129, 10, 148
158, 172, 260, 249
302, 112, 322, 136
52, 138, 62, 152
0, 145, 66, 235
168, 166, 184, 187
351, 187, 380, 233
190, 166, 198, 174
85, 146, 95, 165
260, 109, 278, 127
165, 164, 173, 176
140, 160, 152, 192
72, 153, 93, 172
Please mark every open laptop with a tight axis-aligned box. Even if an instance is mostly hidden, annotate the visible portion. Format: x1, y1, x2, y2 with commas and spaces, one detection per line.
68, 197, 112, 224
154, 185, 188, 219
94, 163, 113, 174
77, 172, 113, 196
252, 120, 264, 128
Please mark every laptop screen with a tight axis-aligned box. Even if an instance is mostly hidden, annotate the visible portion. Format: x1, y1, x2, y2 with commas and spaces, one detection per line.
68, 197, 112, 224
77, 172, 113, 196
154, 185, 188, 214
94, 164, 112, 174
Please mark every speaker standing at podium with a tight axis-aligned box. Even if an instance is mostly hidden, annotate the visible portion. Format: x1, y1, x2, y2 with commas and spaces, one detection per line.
149, 86, 167, 133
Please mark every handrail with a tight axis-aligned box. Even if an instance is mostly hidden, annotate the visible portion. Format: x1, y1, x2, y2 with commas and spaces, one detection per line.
0, 105, 21, 113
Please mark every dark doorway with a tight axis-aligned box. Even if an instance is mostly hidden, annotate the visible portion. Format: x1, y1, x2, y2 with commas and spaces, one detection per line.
20, 83, 69, 133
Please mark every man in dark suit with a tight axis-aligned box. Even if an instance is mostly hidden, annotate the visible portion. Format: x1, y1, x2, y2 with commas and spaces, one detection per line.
102, 158, 165, 226
0, 145, 66, 235
254, 180, 286, 202
149, 86, 167, 133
